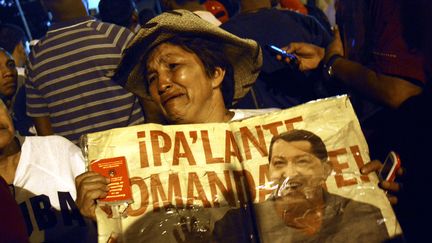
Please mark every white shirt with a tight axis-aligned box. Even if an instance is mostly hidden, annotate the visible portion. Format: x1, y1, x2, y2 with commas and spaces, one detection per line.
13, 136, 95, 242
230, 108, 280, 121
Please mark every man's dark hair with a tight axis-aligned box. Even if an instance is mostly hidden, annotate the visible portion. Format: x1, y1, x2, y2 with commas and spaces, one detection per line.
160, 0, 207, 12
268, 129, 328, 162
138, 9, 156, 25
0, 24, 26, 54
98, 0, 136, 28
143, 36, 235, 106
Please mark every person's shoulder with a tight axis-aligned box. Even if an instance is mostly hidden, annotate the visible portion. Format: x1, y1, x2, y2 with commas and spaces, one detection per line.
89, 19, 132, 34
25, 134, 72, 143
275, 8, 324, 28
88, 20, 134, 47
22, 136, 85, 174
275, 8, 308, 19
222, 8, 275, 27
24, 135, 80, 151
28, 37, 48, 58
230, 108, 280, 121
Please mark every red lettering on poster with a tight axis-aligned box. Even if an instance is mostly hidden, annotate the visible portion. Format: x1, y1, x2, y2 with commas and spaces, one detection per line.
202, 130, 224, 164
207, 171, 236, 207
225, 130, 243, 163
173, 131, 196, 166
240, 126, 268, 160
150, 131, 171, 166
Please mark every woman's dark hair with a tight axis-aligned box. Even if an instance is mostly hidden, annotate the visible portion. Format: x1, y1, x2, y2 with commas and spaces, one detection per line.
143, 36, 235, 106
174, 0, 206, 4
0, 24, 26, 54
98, 0, 136, 28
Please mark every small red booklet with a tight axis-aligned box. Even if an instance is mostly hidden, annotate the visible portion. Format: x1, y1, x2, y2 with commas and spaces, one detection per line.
90, 156, 133, 205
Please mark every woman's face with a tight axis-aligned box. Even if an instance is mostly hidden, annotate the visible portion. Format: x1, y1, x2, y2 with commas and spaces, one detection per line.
0, 51, 17, 98
146, 43, 224, 124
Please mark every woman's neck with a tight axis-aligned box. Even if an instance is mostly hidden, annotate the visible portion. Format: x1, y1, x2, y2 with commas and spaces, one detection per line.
203, 93, 234, 123
0, 96, 12, 109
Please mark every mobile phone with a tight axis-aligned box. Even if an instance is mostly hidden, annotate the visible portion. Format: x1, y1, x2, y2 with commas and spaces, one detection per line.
266, 44, 299, 68
379, 151, 401, 182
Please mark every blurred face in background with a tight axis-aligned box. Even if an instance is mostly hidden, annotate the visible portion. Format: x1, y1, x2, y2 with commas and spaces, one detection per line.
0, 101, 14, 150
0, 50, 17, 99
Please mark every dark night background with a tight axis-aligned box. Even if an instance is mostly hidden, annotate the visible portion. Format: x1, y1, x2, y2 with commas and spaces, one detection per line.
0, 0, 160, 41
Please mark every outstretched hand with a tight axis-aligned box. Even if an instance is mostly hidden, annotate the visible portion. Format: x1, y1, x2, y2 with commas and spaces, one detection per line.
278, 42, 325, 71
360, 160, 404, 205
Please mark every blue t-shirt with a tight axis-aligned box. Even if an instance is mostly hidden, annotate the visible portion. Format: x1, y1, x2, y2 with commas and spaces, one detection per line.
221, 8, 331, 109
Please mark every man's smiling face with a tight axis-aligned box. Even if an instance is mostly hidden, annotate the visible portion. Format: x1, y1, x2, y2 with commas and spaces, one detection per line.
0, 51, 17, 98
269, 139, 328, 203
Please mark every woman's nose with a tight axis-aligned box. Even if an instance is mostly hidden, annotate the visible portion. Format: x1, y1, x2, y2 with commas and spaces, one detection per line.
157, 72, 173, 93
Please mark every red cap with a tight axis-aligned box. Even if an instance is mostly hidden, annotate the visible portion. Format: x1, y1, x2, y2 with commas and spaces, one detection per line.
203, 0, 229, 23
280, 0, 308, 15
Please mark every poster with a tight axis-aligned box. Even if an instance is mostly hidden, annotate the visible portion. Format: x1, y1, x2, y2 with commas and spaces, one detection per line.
83, 95, 401, 242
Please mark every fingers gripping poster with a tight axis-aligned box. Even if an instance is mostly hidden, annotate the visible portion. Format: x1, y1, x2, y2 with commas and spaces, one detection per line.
83, 96, 401, 243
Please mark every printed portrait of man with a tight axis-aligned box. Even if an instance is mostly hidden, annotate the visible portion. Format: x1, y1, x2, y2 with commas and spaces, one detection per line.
212, 129, 391, 243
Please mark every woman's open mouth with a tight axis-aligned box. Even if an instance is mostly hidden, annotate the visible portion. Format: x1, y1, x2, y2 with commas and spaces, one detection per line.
161, 92, 185, 106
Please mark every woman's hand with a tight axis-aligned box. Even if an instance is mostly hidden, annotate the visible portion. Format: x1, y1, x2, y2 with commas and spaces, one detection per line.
75, 171, 110, 221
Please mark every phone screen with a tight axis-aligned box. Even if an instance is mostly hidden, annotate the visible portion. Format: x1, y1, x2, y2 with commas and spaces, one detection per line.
379, 158, 393, 181
379, 152, 400, 181
266, 45, 298, 61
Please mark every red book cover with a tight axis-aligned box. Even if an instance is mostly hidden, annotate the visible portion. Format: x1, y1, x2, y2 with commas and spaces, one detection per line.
90, 156, 133, 204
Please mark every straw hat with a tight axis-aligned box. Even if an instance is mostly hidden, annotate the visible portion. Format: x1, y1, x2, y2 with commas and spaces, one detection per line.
112, 9, 262, 105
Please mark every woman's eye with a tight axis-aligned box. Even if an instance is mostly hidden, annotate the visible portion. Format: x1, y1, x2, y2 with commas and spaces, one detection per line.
147, 74, 157, 84
6, 60, 16, 69
168, 63, 179, 69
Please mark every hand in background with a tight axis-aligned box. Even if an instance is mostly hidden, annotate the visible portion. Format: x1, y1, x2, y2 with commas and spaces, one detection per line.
324, 25, 344, 63
360, 160, 404, 205
279, 42, 325, 71
75, 171, 110, 221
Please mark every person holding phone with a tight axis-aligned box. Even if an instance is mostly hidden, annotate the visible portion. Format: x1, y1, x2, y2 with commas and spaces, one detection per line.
360, 158, 403, 205
220, 0, 332, 110
324, 1, 432, 241
272, 2, 430, 240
